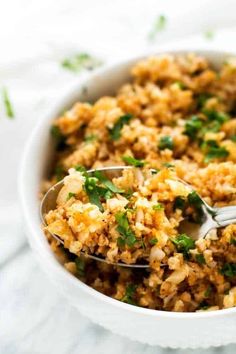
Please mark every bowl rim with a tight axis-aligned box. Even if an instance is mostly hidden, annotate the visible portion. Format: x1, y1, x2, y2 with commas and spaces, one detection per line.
19, 47, 236, 319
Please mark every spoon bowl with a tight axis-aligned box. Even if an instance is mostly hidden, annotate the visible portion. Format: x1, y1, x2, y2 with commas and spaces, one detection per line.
41, 166, 236, 268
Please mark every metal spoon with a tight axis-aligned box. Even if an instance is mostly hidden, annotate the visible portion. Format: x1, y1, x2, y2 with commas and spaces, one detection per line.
41, 166, 236, 268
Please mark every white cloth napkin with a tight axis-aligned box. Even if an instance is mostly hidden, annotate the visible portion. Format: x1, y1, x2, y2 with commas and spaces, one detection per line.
1, 0, 236, 353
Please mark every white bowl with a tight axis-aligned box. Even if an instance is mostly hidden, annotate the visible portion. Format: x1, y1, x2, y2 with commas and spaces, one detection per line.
19, 48, 236, 349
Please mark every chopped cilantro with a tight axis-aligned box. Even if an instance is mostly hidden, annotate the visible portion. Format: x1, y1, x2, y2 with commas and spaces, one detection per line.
204, 286, 212, 297
230, 135, 236, 142
51, 125, 66, 150
203, 109, 229, 124
196, 253, 206, 264
220, 263, 236, 277
84, 134, 97, 143
74, 165, 87, 174
230, 238, 236, 245
2, 87, 14, 118
187, 190, 204, 223
84, 176, 104, 211
67, 192, 76, 200
202, 140, 229, 162
123, 188, 133, 199
204, 30, 215, 40
174, 81, 186, 89
162, 162, 175, 168
149, 238, 158, 245
122, 155, 145, 167
55, 166, 65, 181
93, 170, 124, 193
158, 136, 174, 150
61, 53, 102, 73
196, 93, 212, 109
109, 113, 133, 140
121, 284, 137, 305
173, 196, 186, 211
115, 212, 137, 247
184, 116, 203, 140
148, 15, 167, 41
152, 203, 164, 211
171, 234, 195, 258
75, 257, 85, 277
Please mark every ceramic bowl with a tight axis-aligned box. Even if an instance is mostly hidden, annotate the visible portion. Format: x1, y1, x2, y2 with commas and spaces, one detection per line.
19, 48, 236, 349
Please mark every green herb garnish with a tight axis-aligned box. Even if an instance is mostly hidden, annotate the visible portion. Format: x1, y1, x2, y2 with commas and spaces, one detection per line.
162, 162, 175, 168
158, 136, 174, 150
2, 87, 14, 118
230, 135, 236, 142
149, 238, 158, 245
75, 257, 85, 277
187, 191, 204, 223
51, 125, 66, 150
67, 192, 76, 200
152, 203, 164, 211
75, 165, 87, 174
173, 196, 186, 210
196, 93, 212, 109
171, 234, 195, 258
55, 166, 65, 181
84, 176, 104, 211
148, 15, 167, 41
204, 30, 215, 40
93, 170, 124, 194
109, 113, 133, 140
122, 155, 145, 167
204, 286, 212, 297
115, 212, 137, 247
220, 263, 236, 277
84, 134, 98, 143
62, 53, 102, 73
121, 284, 137, 305
202, 140, 229, 162
184, 116, 203, 140
196, 253, 206, 264
203, 109, 229, 124
174, 81, 186, 89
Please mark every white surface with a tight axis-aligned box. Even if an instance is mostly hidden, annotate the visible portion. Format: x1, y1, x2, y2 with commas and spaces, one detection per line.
1, 0, 236, 353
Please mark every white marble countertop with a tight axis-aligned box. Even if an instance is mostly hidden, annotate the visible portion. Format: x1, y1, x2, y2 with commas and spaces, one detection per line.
1, 0, 236, 352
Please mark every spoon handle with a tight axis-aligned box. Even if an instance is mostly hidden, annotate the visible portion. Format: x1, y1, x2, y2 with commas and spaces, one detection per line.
213, 206, 236, 227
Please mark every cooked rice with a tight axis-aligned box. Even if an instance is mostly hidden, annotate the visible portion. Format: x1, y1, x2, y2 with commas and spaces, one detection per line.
43, 53, 236, 312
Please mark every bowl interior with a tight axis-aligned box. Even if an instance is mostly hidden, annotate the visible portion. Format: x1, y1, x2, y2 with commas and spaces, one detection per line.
19, 48, 235, 314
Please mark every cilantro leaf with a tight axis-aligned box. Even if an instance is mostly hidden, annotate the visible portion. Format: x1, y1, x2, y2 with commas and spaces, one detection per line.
67, 192, 76, 200
158, 136, 174, 150
171, 234, 195, 258
202, 140, 229, 162
203, 109, 229, 124
115, 212, 137, 247
93, 170, 124, 193
84, 134, 98, 143
152, 203, 164, 211
75, 257, 85, 277
173, 196, 186, 211
220, 263, 236, 277
148, 15, 167, 41
121, 284, 137, 305
2, 87, 14, 118
196, 253, 206, 264
62, 53, 102, 73
184, 116, 203, 140
122, 155, 145, 167
109, 113, 133, 140
84, 176, 104, 211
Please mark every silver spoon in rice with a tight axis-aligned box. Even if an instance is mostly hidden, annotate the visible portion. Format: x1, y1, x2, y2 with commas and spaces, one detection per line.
40, 166, 236, 268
